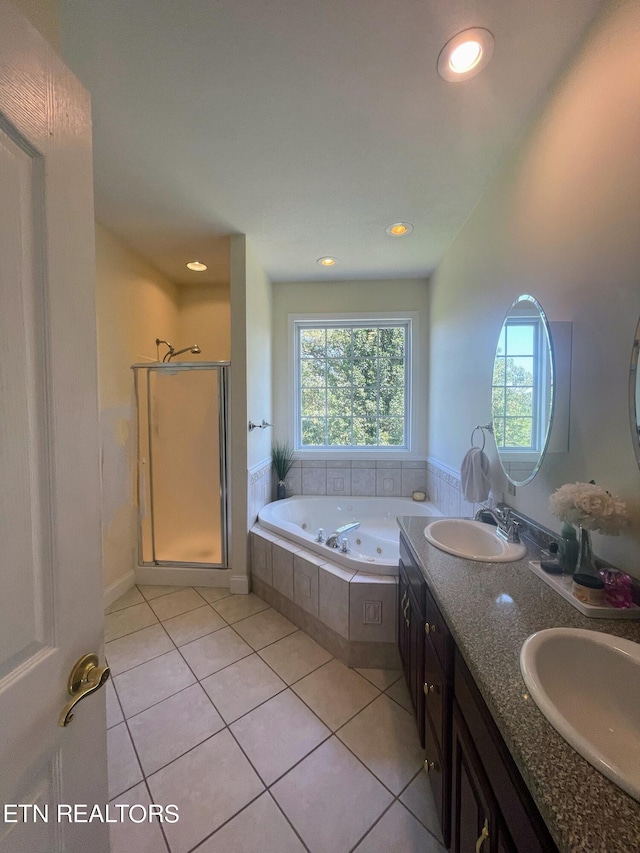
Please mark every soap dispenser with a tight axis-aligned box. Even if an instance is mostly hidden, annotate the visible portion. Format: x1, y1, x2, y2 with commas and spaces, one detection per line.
559, 522, 578, 574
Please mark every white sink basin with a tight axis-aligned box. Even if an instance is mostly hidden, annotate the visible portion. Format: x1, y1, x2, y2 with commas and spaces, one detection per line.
423, 518, 527, 562
520, 628, 640, 801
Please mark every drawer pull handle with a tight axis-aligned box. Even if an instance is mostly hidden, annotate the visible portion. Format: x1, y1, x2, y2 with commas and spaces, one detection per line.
423, 758, 440, 774
425, 622, 438, 635
424, 682, 440, 696
475, 818, 489, 852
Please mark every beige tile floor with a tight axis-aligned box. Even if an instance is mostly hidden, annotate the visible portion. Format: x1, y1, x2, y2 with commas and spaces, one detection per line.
106, 586, 446, 853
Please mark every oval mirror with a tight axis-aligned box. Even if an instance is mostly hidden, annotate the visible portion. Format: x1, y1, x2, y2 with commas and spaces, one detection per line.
491, 294, 555, 486
630, 317, 640, 468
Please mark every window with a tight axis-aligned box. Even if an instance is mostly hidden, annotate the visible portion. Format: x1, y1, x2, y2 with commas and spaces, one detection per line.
492, 317, 548, 451
293, 318, 411, 450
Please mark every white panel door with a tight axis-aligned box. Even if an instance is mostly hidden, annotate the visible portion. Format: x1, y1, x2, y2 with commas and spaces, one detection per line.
0, 3, 109, 852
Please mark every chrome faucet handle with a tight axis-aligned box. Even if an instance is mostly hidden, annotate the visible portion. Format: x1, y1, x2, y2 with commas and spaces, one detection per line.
315, 528, 326, 544
339, 538, 351, 554
505, 518, 521, 543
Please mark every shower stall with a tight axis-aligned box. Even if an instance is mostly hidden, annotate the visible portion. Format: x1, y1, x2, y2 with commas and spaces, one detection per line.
133, 362, 230, 568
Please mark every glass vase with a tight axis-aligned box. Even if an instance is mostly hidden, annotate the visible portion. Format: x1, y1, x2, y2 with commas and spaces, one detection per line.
276, 480, 287, 500
576, 525, 599, 578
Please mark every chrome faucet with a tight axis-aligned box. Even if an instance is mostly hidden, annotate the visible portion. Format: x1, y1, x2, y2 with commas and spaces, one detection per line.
326, 522, 360, 549
474, 507, 521, 544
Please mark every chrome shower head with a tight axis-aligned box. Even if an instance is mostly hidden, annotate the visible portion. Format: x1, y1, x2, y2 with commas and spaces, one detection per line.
166, 343, 202, 362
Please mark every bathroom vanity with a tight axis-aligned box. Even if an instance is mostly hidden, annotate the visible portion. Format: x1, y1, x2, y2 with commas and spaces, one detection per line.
397, 517, 640, 853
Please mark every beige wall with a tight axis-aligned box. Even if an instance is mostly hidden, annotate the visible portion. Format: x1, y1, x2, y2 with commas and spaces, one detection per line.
227, 236, 274, 589
177, 282, 231, 362
229, 236, 249, 589
95, 225, 179, 593
11, 0, 60, 51
246, 243, 273, 470
96, 226, 234, 593
427, 0, 640, 575
272, 278, 429, 457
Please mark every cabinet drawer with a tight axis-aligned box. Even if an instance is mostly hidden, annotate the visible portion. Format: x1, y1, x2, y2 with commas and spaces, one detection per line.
425, 586, 453, 677
424, 637, 451, 756
399, 538, 426, 611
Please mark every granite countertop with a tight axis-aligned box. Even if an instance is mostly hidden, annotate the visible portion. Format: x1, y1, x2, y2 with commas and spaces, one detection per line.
398, 515, 640, 853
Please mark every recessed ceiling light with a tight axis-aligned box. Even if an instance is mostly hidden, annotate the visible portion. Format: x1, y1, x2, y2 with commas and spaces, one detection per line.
317, 257, 338, 267
186, 260, 207, 271
386, 222, 414, 237
437, 28, 494, 82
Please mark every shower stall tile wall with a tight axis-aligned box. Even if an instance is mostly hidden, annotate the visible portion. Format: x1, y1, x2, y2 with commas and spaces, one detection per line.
282, 460, 428, 499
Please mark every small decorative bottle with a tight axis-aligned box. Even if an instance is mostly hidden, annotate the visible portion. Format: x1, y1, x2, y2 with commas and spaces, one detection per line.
559, 522, 578, 574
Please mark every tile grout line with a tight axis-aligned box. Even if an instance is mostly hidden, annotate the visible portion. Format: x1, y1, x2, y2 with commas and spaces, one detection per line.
107, 586, 431, 852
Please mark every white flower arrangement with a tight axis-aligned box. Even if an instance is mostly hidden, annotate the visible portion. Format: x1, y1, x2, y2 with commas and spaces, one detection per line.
548, 482, 628, 535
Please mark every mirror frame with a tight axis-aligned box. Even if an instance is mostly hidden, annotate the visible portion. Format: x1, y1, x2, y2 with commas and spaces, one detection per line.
491, 294, 555, 487
629, 319, 640, 469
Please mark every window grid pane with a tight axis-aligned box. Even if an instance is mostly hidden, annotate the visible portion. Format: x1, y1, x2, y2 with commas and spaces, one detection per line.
492, 321, 537, 449
297, 322, 408, 449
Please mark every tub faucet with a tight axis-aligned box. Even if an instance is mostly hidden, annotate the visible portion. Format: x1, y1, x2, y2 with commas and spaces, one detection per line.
474, 507, 521, 544
326, 522, 360, 549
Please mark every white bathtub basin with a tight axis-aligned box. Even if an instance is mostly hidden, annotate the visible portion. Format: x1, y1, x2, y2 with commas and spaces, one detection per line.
423, 518, 527, 562
520, 628, 640, 802
258, 495, 440, 575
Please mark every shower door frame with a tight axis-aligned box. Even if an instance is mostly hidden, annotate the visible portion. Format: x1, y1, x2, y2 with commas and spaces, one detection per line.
133, 361, 230, 569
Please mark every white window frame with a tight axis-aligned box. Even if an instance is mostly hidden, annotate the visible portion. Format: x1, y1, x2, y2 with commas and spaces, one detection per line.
493, 315, 549, 459
288, 312, 417, 457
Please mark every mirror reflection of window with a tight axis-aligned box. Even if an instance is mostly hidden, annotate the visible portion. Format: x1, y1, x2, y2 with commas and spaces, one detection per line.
492, 316, 550, 451
491, 294, 554, 487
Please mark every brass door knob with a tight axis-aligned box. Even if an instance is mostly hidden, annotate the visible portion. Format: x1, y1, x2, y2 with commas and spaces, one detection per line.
58, 653, 110, 727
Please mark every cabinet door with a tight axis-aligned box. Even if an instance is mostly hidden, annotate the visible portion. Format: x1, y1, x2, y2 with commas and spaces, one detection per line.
425, 709, 451, 848
407, 591, 425, 746
398, 562, 411, 680
451, 702, 499, 853
424, 636, 450, 756
398, 559, 426, 747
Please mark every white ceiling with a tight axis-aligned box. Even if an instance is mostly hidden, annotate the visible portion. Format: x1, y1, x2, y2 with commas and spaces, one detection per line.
58, 0, 604, 285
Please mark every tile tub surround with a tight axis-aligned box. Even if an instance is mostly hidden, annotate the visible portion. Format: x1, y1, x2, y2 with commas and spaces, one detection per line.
280, 459, 428, 498
250, 527, 401, 669
398, 515, 640, 853
249, 459, 273, 525
105, 584, 445, 853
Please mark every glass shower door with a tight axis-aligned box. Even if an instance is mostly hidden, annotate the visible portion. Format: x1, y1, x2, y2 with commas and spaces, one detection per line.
137, 364, 228, 567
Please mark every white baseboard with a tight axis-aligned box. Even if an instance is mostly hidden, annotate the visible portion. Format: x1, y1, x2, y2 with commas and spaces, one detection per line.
134, 566, 232, 588
104, 571, 136, 609
230, 574, 250, 595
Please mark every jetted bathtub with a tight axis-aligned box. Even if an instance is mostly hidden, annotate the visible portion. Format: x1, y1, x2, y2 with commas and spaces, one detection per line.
257, 495, 440, 575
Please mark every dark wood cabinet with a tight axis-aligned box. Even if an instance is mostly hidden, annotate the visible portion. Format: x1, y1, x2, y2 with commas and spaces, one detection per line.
398, 539, 426, 747
452, 700, 516, 853
423, 586, 454, 848
454, 651, 557, 853
398, 532, 558, 853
